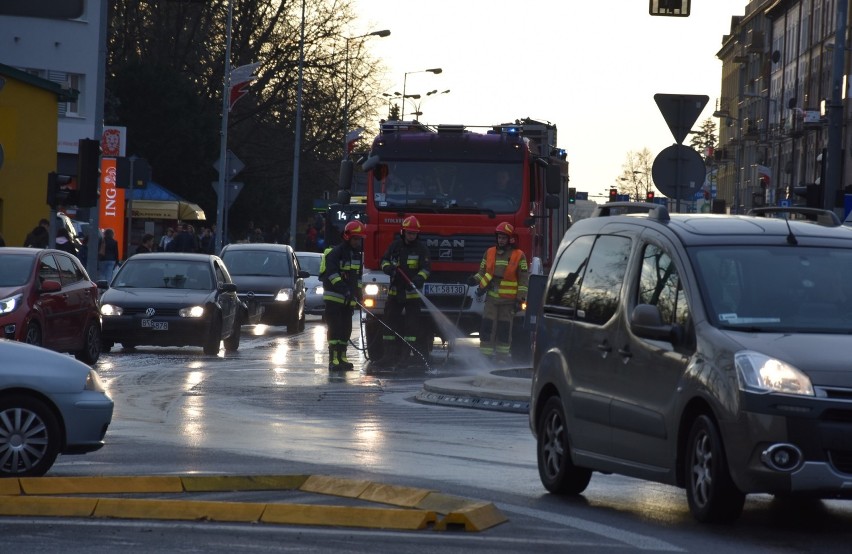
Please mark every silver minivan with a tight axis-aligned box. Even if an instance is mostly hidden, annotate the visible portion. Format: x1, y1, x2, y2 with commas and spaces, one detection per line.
530, 203, 852, 522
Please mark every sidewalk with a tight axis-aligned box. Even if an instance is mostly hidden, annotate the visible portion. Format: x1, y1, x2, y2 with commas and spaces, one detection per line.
416, 367, 532, 414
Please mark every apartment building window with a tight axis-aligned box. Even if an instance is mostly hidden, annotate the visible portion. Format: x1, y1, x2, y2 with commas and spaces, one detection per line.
65, 73, 81, 116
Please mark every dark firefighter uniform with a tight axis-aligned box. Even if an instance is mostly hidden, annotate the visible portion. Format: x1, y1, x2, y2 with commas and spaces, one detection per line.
379, 215, 431, 363
320, 221, 366, 371
469, 222, 528, 360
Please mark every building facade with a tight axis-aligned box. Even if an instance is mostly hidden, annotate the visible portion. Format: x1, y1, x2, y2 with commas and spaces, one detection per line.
716, 0, 848, 213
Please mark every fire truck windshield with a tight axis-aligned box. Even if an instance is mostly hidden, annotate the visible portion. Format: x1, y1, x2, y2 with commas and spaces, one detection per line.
372, 161, 522, 213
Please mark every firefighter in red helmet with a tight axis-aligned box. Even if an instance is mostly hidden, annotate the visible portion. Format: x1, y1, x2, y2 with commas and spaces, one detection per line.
467, 221, 528, 362
378, 215, 431, 365
320, 220, 366, 371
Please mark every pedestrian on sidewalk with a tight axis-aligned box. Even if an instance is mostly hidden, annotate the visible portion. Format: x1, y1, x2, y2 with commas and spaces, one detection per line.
468, 221, 528, 362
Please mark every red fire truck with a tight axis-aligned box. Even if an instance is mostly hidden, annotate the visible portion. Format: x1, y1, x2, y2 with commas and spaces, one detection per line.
338, 118, 571, 361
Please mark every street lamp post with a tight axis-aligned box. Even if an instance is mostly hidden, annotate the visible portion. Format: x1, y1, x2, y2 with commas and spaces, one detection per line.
714, 109, 743, 213
410, 88, 450, 119
342, 29, 390, 156
401, 68, 442, 117
214, 0, 234, 253
288, 0, 305, 249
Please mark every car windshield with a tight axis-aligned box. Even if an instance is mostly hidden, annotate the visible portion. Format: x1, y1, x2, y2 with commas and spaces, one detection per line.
112, 260, 213, 290
0, 254, 35, 287
222, 250, 292, 277
296, 254, 321, 276
692, 245, 852, 333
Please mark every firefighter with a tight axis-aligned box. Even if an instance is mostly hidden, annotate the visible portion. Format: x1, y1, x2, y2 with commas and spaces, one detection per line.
379, 215, 431, 365
467, 221, 528, 361
320, 220, 366, 371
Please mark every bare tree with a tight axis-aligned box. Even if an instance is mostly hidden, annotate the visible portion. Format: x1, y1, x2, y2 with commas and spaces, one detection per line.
616, 148, 654, 201
106, 0, 384, 237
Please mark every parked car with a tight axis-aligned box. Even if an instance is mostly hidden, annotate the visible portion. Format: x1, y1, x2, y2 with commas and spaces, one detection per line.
220, 243, 307, 333
0, 247, 102, 364
99, 253, 240, 354
0, 339, 113, 477
295, 251, 325, 318
530, 203, 852, 523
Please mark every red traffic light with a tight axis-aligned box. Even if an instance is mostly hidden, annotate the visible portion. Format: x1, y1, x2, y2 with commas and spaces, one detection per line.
646, 191, 655, 201
609, 188, 618, 202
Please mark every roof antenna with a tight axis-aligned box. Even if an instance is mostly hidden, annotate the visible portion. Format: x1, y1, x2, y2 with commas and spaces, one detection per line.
784, 216, 798, 245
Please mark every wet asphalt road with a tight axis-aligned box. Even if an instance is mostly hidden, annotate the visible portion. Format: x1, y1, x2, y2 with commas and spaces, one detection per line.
7, 316, 852, 553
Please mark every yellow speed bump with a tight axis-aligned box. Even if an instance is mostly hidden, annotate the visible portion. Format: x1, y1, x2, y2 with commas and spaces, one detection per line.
358, 482, 432, 508
95, 498, 266, 523
300, 475, 371, 498
417, 492, 507, 532
0, 475, 506, 532
0, 479, 21, 496
181, 474, 308, 492
19, 476, 183, 495
435, 501, 507, 532
262, 503, 436, 530
0, 496, 97, 517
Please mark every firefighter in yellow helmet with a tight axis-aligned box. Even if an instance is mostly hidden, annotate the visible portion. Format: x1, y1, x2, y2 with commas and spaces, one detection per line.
378, 215, 431, 365
467, 221, 528, 362
320, 220, 366, 371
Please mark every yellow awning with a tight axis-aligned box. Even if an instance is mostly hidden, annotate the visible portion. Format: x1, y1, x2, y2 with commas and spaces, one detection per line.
131, 200, 178, 219
179, 202, 206, 221
129, 200, 206, 221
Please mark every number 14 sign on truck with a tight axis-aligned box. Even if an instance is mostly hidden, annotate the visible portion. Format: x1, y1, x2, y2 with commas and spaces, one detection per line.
337, 118, 571, 363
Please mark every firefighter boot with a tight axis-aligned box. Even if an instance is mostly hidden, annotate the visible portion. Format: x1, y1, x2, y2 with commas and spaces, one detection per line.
328, 346, 343, 371
339, 346, 355, 371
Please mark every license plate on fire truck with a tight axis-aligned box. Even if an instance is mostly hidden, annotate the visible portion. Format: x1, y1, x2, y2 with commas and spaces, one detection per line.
424, 284, 466, 296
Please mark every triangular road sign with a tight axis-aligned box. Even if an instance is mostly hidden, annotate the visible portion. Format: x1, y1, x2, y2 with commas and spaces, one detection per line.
654, 93, 709, 144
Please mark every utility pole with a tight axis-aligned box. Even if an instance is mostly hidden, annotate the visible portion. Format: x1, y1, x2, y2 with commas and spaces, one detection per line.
825, 0, 848, 212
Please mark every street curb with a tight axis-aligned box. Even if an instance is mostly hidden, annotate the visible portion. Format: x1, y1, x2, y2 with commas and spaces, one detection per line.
0, 474, 506, 532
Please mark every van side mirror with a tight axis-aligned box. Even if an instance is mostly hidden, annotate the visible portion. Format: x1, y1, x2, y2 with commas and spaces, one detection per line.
630, 303, 677, 342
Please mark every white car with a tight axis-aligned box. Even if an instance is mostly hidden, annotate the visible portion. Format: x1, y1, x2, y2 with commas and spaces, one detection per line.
295, 251, 325, 318
0, 339, 113, 476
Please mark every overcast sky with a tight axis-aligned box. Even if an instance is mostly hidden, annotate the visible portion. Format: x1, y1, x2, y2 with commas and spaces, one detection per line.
353, 0, 747, 199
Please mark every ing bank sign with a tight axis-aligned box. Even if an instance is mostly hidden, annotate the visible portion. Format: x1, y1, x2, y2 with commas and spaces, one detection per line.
99, 158, 126, 259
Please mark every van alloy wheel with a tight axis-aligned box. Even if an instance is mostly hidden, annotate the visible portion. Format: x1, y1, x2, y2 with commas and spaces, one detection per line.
685, 414, 745, 522
537, 396, 591, 495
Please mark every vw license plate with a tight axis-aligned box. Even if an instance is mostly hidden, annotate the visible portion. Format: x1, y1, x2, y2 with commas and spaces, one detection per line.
141, 319, 168, 330
424, 284, 466, 296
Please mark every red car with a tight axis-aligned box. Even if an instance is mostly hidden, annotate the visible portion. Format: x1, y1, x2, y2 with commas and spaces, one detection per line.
0, 248, 101, 364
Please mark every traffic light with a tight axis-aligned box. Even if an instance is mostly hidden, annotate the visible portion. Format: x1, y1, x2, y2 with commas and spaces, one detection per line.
568, 187, 576, 204
649, 0, 690, 17
792, 184, 823, 208
77, 138, 101, 208
46, 172, 75, 208
646, 190, 655, 202
609, 188, 618, 202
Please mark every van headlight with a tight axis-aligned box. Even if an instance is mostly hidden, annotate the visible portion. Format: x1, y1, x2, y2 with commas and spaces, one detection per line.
735, 351, 814, 396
